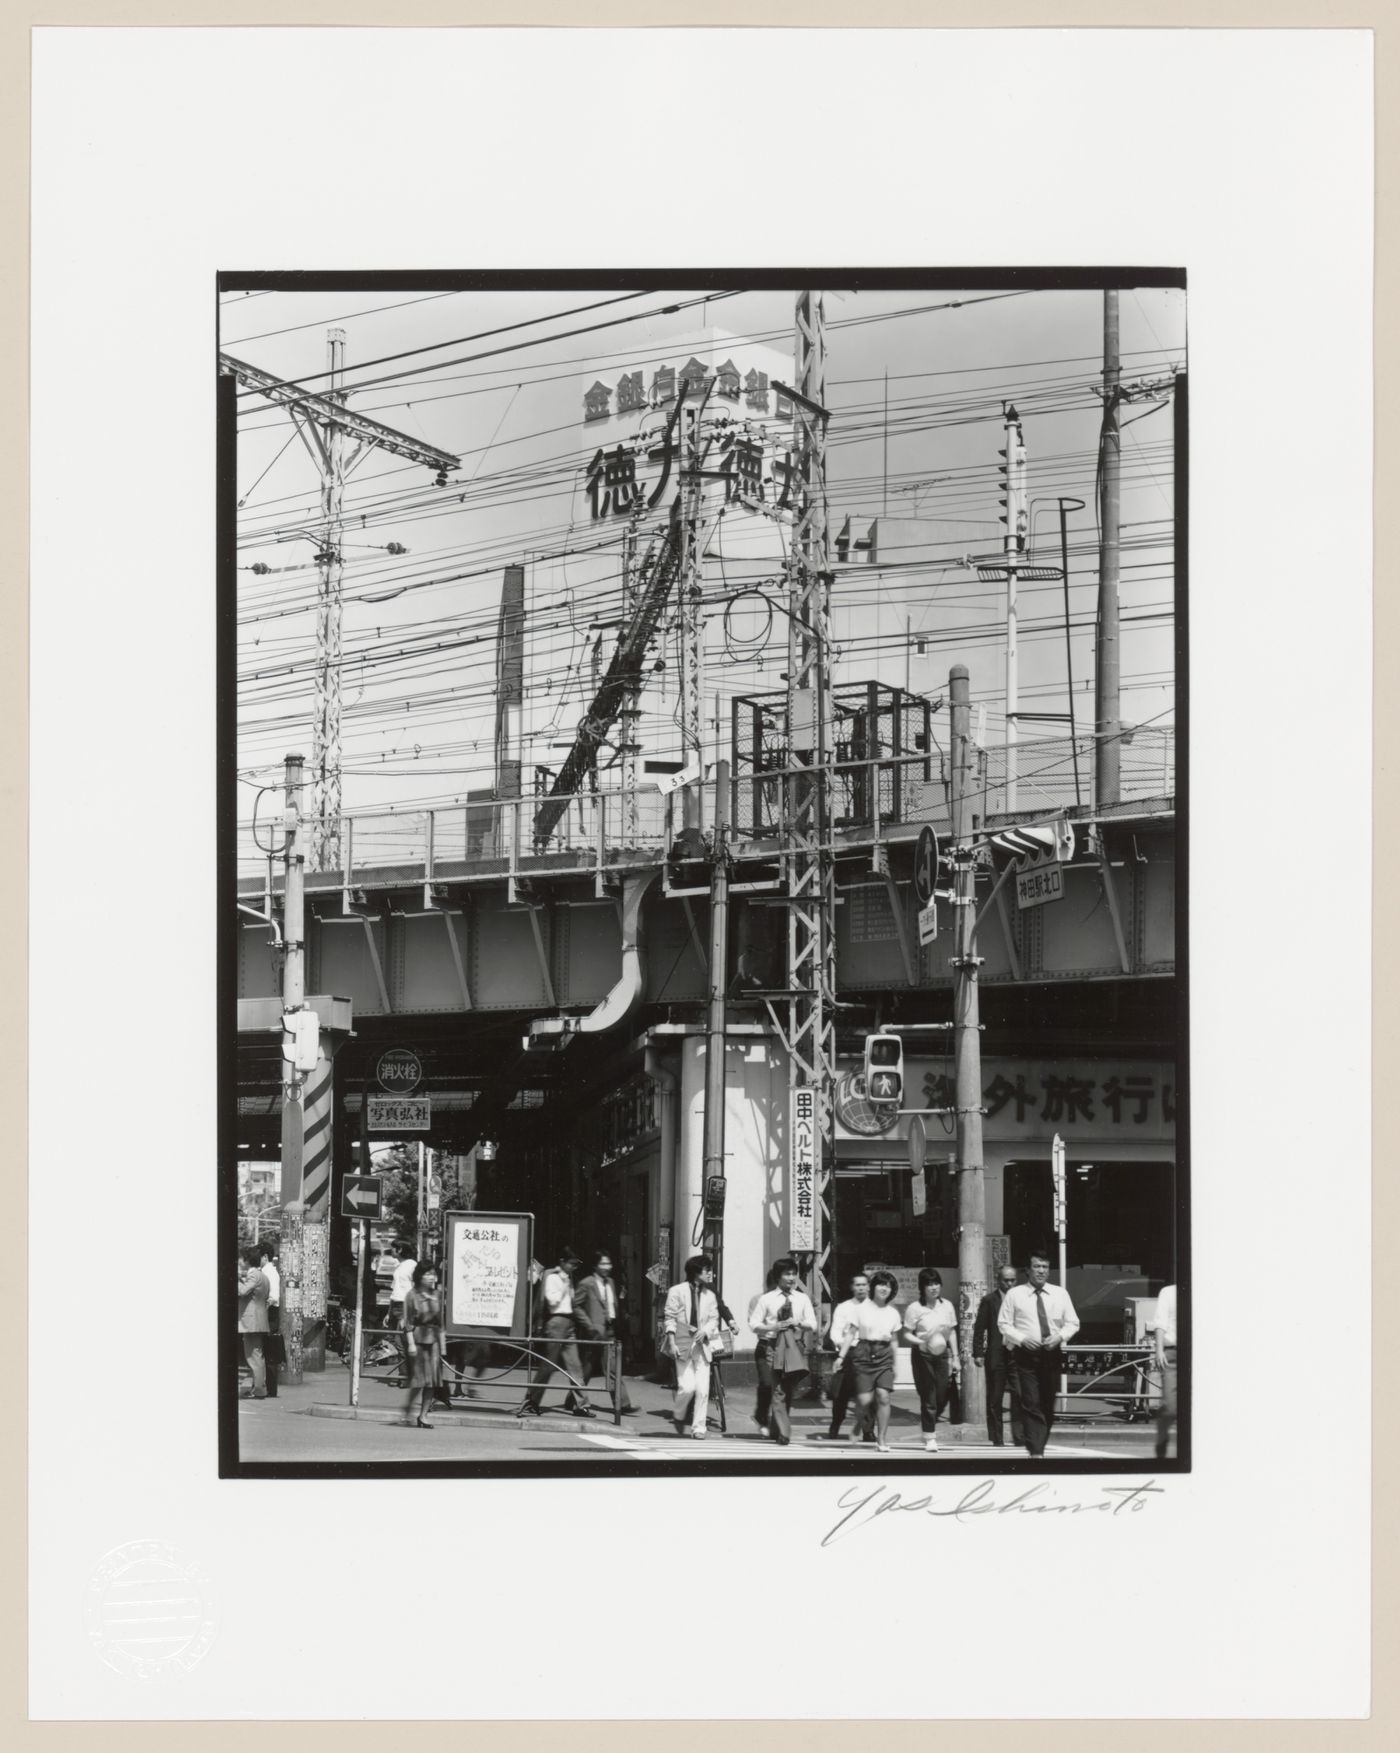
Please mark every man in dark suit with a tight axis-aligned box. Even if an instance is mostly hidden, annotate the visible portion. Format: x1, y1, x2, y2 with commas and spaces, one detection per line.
973, 1264, 1025, 1446
573, 1251, 637, 1414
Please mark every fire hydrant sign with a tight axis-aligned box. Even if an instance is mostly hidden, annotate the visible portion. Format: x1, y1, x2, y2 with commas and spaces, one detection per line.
445, 1212, 533, 1336
790, 1087, 816, 1250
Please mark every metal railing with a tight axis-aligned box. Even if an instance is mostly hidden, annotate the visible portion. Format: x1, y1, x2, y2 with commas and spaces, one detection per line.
1055, 1344, 1161, 1421
349, 1322, 626, 1424
236, 731, 1175, 885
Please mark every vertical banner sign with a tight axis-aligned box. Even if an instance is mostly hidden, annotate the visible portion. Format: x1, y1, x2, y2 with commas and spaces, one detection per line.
911, 1169, 927, 1217
790, 1086, 816, 1250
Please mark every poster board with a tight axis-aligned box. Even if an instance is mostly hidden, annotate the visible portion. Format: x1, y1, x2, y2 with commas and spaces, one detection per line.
443, 1210, 534, 1340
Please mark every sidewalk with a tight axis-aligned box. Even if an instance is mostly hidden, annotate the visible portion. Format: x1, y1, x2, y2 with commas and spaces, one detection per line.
242, 1355, 1158, 1450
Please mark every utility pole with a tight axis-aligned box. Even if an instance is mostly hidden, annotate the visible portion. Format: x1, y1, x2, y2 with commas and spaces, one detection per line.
998, 404, 1027, 813
701, 760, 731, 1284
219, 345, 457, 871
1096, 290, 1122, 806
312, 329, 347, 871
949, 665, 987, 1425
279, 752, 307, 1387
1057, 497, 1087, 809
782, 292, 838, 1331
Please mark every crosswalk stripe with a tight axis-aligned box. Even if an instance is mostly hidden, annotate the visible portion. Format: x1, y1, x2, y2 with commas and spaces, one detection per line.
576, 1432, 1119, 1460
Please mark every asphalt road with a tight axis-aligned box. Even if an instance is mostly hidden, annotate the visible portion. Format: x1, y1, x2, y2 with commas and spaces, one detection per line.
236, 1400, 1159, 1466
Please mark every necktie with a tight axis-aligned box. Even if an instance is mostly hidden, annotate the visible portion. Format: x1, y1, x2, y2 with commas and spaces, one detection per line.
1034, 1286, 1051, 1339
691, 1286, 698, 1328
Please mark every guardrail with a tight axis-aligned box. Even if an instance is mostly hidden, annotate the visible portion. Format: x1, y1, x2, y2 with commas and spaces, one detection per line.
1055, 1344, 1160, 1421
350, 1322, 626, 1425
237, 731, 1175, 886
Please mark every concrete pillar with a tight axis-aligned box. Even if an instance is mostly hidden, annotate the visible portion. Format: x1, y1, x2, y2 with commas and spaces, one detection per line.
675, 1033, 786, 1357
677, 1037, 707, 1274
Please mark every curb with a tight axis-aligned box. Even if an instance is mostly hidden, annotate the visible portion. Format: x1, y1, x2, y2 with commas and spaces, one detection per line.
307, 1403, 639, 1436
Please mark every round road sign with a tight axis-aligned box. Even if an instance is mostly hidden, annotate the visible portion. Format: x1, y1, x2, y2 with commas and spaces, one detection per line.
907, 1113, 928, 1174
913, 825, 939, 907
376, 1047, 423, 1095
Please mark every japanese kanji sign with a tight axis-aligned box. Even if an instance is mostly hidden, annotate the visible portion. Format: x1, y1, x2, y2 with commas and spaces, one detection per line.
832, 1059, 1176, 1144
790, 1086, 817, 1250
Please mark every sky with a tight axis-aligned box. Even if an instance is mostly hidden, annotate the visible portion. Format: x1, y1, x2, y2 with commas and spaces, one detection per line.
225, 282, 1184, 876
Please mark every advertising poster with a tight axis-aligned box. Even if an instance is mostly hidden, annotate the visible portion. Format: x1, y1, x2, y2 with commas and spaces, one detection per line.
449, 1217, 521, 1329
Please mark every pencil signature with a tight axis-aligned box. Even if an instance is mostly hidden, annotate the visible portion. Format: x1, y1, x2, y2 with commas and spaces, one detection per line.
821, 1479, 1166, 1546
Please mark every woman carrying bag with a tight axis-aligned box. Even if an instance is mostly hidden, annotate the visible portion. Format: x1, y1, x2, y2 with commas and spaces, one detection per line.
401, 1260, 445, 1430
903, 1267, 960, 1453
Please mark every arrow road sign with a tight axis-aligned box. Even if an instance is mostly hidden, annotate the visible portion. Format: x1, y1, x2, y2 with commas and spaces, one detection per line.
341, 1174, 384, 1220
913, 825, 939, 907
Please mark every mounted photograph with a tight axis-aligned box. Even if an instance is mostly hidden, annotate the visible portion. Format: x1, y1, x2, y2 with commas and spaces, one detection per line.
220, 274, 1186, 1476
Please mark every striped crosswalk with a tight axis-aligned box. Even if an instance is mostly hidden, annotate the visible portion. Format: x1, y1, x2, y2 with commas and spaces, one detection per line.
577, 1431, 1119, 1460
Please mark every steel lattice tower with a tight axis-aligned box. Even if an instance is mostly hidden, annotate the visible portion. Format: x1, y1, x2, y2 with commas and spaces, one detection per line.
784, 291, 838, 1318
221, 333, 457, 873
311, 329, 348, 871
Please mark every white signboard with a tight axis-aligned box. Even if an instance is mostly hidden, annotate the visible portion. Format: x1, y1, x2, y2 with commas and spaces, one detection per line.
790, 1086, 816, 1250
367, 1096, 431, 1131
917, 899, 938, 946
1015, 863, 1064, 909
451, 1218, 521, 1328
911, 1167, 928, 1217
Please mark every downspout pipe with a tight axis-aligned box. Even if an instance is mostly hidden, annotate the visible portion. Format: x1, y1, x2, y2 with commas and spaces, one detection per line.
528, 870, 658, 1048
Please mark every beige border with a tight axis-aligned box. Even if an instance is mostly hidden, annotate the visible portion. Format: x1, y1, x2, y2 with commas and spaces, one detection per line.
4, 3, 1388, 1746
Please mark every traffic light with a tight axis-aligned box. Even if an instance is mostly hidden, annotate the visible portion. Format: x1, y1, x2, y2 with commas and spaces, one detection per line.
864, 1032, 904, 1107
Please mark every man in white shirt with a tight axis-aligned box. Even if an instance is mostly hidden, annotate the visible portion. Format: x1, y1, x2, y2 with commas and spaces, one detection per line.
258, 1244, 281, 1399
662, 1255, 733, 1439
818, 1273, 874, 1443
997, 1249, 1080, 1457
1153, 1282, 1178, 1459
517, 1246, 595, 1419
749, 1258, 818, 1445
388, 1246, 418, 1329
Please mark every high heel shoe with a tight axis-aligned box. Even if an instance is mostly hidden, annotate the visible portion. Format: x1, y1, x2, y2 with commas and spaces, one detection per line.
415, 1416, 434, 1429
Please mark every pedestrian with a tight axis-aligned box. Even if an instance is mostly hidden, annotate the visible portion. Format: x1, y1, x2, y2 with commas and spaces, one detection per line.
401, 1260, 444, 1429
258, 1242, 281, 1399
903, 1269, 960, 1453
574, 1250, 637, 1414
662, 1254, 733, 1439
817, 1272, 874, 1443
516, 1246, 595, 1419
1153, 1281, 1178, 1459
445, 1329, 492, 1401
997, 1248, 1080, 1458
973, 1263, 1025, 1447
842, 1268, 904, 1452
749, 1257, 818, 1446
387, 1241, 417, 1327
236, 1246, 271, 1400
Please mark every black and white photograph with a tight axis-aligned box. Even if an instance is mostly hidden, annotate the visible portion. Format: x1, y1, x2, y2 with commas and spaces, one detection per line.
28, 22, 1374, 1725
222, 274, 1186, 1473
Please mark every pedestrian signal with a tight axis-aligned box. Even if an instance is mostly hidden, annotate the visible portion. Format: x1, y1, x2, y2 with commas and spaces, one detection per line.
864, 1033, 904, 1107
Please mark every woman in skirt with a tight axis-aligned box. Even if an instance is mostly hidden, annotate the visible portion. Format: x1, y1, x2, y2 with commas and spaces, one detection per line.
903, 1267, 960, 1452
402, 1260, 444, 1429
846, 1269, 904, 1452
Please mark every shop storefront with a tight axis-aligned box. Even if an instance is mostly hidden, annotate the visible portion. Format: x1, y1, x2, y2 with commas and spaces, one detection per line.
834, 1055, 1177, 1337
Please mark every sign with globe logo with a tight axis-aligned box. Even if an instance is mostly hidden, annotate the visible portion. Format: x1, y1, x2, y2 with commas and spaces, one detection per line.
832, 1070, 899, 1137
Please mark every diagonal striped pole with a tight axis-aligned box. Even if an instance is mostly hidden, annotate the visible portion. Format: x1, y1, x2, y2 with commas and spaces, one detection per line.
300, 1049, 335, 1220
